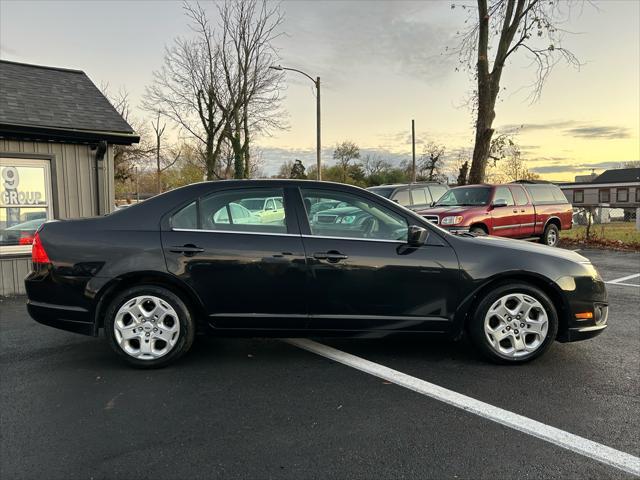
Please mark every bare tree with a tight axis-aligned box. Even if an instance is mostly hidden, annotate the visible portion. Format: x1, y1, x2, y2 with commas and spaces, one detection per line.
144, 1, 285, 180
333, 141, 361, 183
100, 84, 151, 184
418, 142, 446, 181
501, 150, 539, 182
143, 3, 228, 180
453, 0, 583, 183
150, 112, 182, 193
362, 154, 391, 177
217, 0, 285, 178
457, 161, 469, 185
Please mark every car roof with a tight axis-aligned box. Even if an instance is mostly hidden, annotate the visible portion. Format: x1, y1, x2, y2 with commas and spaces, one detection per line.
368, 182, 444, 189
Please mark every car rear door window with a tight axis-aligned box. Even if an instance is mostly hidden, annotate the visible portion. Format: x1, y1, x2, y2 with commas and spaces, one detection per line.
511, 186, 529, 205
411, 188, 428, 206
302, 189, 408, 242
172, 188, 287, 234
525, 185, 563, 204
494, 186, 515, 206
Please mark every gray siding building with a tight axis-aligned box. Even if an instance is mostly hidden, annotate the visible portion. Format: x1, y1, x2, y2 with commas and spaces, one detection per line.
559, 168, 640, 208
0, 60, 138, 296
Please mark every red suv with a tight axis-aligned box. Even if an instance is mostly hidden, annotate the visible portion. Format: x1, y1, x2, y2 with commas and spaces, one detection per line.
417, 183, 572, 246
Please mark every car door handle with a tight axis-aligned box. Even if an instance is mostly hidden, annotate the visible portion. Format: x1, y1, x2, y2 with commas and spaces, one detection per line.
169, 244, 204, 255
313, 251, 348, 262
512, 209, 518, 213
520, 209, 526, 213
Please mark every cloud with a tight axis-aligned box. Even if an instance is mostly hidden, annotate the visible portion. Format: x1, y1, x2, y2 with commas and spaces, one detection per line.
498, 120, 632, 140
564, 126, 631, 139
530, 161, 624, 174
280, 1, 457, 85
499, 121, 579, 133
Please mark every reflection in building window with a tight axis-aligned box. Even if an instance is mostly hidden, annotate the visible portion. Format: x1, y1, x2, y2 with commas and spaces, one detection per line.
0, 158, 53, 253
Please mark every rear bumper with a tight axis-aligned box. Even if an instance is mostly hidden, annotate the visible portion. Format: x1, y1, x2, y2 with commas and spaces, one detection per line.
26, 300, 95, 336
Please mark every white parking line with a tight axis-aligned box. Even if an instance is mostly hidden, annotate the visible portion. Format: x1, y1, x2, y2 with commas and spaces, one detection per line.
606, 273, 640, 285
286, 338, 640, 477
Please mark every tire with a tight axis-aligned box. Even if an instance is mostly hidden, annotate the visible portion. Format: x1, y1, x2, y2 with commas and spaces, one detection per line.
539, 223, 559, 247
104, 285, 195, 368
470, 226, 487, 236
468, 283, 558, 364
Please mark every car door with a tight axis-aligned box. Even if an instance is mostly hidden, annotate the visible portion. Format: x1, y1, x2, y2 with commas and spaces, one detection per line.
162, 186, 308, 330
298, 187, 460, 333
510, 185, 535, 238
490, 186, 519, 237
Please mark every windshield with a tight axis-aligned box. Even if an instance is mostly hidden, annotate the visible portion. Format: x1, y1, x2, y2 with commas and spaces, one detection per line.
436, 187, 491, 206
367, 187, 395, 199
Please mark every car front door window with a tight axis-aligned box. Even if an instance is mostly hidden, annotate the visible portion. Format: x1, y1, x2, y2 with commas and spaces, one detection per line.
302, 189, 408, 242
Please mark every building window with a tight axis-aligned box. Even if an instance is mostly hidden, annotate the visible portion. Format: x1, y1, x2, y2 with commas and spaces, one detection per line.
599, 189, 610, 203
616, 188, 628, 203
0, 158, 53, 255
636, 188, 640, 203
573, 190, 584, 204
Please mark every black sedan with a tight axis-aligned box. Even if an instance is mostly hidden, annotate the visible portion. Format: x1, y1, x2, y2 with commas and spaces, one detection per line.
25, 180, 608, 368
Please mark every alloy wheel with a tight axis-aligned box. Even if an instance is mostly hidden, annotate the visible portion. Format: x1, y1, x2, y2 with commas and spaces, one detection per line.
483, 293, 549, 358
113, 295, 181, 360
546, 229, 558, 246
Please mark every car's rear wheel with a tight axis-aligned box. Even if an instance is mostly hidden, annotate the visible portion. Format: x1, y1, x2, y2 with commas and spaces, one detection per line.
470, 226, 487, 236
540, 223, 559, 247
469, 283, 558, 364
104, 285, 195, 368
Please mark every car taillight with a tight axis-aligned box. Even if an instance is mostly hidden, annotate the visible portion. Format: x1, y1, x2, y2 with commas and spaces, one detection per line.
19, 233, 35, 245
32, 232, 51, 264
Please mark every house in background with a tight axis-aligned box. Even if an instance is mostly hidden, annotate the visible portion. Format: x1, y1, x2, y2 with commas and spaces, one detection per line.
559, 167, 640, 225
0, 60, 139, 296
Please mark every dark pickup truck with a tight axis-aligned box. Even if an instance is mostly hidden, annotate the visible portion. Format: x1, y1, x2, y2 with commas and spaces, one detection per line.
417, 183, 572, 247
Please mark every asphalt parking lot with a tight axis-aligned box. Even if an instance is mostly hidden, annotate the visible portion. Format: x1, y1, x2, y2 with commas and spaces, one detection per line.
1, 249, 638, 479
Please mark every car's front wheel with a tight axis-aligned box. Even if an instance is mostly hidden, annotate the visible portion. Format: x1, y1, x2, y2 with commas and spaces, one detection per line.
104, 285, 195, 368
469, 283, 558, 364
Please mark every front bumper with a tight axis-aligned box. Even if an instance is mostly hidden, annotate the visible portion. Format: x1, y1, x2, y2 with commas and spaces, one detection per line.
557, 275, 609, 342
561, 323, 608, 342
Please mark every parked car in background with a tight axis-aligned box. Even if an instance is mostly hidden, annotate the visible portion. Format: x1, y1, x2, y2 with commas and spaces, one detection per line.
367, 182, 449, 211
26, 180, 606, 368
0, 218, 46, 246
417, 183, 572, 247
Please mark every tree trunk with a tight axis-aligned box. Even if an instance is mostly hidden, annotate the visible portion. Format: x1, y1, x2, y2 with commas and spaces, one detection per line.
205, 135, 215, 180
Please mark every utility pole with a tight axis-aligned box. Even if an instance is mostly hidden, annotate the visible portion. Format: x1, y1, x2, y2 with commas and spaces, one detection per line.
411, 119, 416, 183
270, 65, 322, 180
316, 76, 321, 180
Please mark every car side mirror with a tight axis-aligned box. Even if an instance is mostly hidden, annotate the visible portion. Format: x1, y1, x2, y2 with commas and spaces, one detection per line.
407, 225, 428, 246
492, 199, 508, 208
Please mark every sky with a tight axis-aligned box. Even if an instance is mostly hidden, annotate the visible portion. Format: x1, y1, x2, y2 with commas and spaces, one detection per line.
1, 0, 639, 181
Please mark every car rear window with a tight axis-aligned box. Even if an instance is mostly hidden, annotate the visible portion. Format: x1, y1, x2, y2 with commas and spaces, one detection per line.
525, 185, 567, 205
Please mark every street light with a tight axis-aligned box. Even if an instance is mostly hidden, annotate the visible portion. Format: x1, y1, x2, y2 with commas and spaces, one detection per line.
270, 65, 322, 180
